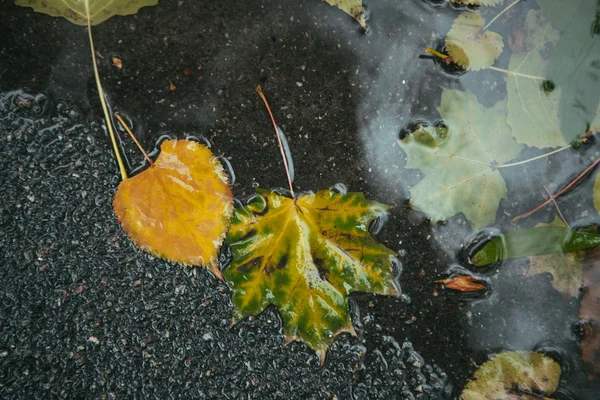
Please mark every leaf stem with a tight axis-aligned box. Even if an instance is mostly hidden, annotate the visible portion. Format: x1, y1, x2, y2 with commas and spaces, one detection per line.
498, 145, 571, 168
115, 113, 154, 167
543, 184, 570, 227
425, 47, 449, 59
483, 0, 522, 31
255, 86, 296, 200
86, 8, 127, 180
512, 155, 600, 223
487, 66, 545, 80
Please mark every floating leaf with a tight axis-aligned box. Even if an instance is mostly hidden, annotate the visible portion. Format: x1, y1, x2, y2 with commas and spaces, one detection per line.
528, 216, 584, 298
113, 139, 234, 279
323, 0, 365, 29
15, 0, 159, 26
398, 88, 522, 228
450, 0, 503, 6
224, 188, 400, 362
445, 11, 504, 71
436, 275, 487, 293
462, 351, 561, 400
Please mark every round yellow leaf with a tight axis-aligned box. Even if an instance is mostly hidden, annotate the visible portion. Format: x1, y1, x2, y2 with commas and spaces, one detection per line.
113, 139, 233, 278
446, 11, 504, 71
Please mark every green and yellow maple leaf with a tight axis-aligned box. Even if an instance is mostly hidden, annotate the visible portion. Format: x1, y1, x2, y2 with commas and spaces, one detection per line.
445, 11, 504, 71
323, 0, 365, 28
462, 351, 561, 400
224, 188, 400, 362
398, 88, 522, 228
15, 0, 158, 26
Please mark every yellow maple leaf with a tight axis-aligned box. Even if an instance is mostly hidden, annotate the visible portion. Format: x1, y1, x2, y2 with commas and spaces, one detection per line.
113, 139, 234, 279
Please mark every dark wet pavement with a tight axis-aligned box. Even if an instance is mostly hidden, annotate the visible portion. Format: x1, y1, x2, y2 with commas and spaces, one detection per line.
1, 0, 600, 398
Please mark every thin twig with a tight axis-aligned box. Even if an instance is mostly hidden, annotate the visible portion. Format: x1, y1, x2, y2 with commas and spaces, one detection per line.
498, 145, 571, 168
487, 66, 546, 80
483, 0, 522, 31
255, 86, 295, 200
543, 184, 569, 227
86, 5, 127, 180
513, 155, 600, 223
115, 113, 154, 167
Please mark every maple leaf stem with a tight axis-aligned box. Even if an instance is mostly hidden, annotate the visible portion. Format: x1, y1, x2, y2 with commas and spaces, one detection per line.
255, 85, 296, 200
115, 113, 154, 167
483, 0, 522, 31
86, 8, 128, 180
498, 145, 571, 168
487, 66, 545, 81
512, 155, 600, 223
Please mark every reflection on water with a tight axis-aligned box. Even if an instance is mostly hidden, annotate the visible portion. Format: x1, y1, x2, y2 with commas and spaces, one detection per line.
354, 0, 600, 391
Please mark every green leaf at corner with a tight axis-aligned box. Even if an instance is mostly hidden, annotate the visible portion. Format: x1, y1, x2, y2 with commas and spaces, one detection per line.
15, 0, 159, 26
398, 88, 522, 229
462, 351, 561, 400
445, 11, 504, 71
223, 188, 399, 363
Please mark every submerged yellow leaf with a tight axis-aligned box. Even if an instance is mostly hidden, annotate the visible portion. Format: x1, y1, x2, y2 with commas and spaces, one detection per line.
323, 0, 366, 28
224, 189, 400, 363
113, 139, 234, 279
528, 216, 584, 298
446, 11, 504, 71
462, 351, 561, 400
15, 0, 159, 26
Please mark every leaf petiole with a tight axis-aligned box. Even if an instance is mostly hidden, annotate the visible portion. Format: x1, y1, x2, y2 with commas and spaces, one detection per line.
255, 86, 296, 200
115, 113, 154, 167
86, 5, 127, 180
483, 0, 522, 31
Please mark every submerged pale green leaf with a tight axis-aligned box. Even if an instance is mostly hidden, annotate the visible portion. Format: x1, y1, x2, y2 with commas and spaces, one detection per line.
462, 351, 561, 400
507, 6, 600, 148
445, 11, 504, 71
15, 0, 159, 25
535, 0, 600, 142
399, 88, 522, 228
224, 189, 399, 363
